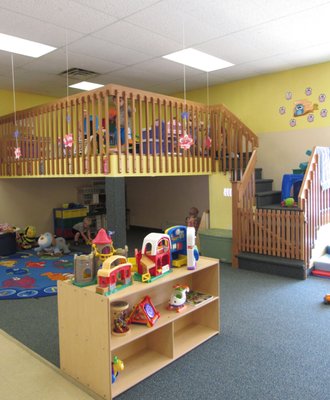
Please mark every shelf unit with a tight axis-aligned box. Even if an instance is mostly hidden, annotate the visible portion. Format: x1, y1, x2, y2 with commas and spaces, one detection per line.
57, 256, 220, 399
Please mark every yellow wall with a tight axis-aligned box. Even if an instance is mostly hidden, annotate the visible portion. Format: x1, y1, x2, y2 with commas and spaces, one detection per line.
0, 89, 57, 116
182, 61, 330, 228
184, 61, 330, 134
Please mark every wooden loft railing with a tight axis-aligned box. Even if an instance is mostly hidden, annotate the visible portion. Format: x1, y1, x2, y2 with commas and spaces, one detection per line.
232, 146, 330, 270
0, 83, 258, 179
299, 146, 330, 267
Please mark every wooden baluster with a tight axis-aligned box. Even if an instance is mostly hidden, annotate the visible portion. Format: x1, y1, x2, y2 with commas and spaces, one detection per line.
131, 93, 137, 173
151, 97, 156, 173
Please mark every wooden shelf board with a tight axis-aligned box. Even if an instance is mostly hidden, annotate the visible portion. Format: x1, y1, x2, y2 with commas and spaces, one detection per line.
111, 298, 219, 351
111, 349, 172, 397
174, 323, 218, 357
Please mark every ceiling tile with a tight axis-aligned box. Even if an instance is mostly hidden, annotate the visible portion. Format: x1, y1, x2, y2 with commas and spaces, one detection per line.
92, 21, 182, 57
68, 36, 152, 65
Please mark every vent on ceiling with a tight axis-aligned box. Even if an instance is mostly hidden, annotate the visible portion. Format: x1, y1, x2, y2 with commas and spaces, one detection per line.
59, 67, 99, 80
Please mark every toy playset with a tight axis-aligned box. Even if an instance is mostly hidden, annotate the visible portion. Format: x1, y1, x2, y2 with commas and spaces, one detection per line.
128, 295, 160, 327
134, 233, 172, 282
96, 255, 132, 296
165, 225, 188, 267
73, 252, 97, 286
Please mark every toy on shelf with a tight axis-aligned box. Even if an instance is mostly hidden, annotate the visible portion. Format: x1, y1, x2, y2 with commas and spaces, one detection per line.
187, 227, 199, 270
165, 225, 187, 267
96, 255, 132, 296
34, 232, 70, 256
112, 356, 124, 384
19, 225, 37, 249
92, 228, 115, 265
92, 228, 129, 268
135, 233, 171, 282
111, 300, 130, 335
73, 252, 97, 287
167, 284, 190, 313
128, 295, 160, 327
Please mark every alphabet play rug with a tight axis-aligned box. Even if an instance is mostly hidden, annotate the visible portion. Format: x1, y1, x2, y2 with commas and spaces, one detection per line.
0, 251, 74, 300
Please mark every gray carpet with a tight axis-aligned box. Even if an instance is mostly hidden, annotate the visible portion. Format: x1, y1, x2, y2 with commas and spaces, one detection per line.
1, 237, 330, 399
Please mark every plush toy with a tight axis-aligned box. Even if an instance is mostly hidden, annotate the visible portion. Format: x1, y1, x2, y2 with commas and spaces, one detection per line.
20, 225, 37, 249
34, 232, 70, 256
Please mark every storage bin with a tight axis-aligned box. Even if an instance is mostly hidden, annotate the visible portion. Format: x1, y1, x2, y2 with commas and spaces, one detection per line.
199, 229, 232, 263
0, 232, 17, 256
55, 207, 88, 219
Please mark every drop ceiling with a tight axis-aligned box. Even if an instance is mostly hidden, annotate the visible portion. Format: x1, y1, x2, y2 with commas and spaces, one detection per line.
1, 0, 330, 98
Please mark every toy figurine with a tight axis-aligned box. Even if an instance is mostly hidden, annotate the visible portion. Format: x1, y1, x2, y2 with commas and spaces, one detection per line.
112, 356, 124, 383
167, 284, 190, 312
323, 294, 330, 304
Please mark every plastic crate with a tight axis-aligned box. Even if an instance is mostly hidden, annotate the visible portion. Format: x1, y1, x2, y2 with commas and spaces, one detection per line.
55, 207, 88, 219
199, 229, 232, 263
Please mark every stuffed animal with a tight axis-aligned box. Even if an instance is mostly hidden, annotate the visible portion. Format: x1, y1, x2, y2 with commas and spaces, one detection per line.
20, 225, 37, 249
34, 232, 70, 255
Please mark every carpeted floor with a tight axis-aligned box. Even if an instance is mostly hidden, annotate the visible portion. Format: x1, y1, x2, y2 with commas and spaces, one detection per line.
1, 227, 330, 399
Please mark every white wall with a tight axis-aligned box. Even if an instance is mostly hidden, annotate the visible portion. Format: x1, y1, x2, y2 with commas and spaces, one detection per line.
126, 175, 209, 229
257, 126, 330, 189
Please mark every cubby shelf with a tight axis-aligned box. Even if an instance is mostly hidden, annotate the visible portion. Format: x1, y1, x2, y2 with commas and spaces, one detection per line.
58, 256, 220, 399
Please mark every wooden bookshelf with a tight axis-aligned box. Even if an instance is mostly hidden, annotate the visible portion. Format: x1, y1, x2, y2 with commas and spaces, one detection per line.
57, 256, 220, 399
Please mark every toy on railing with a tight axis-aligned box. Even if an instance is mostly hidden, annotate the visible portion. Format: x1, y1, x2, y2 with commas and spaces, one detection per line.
34, 232, 70, 256
95, 255, 132, 296
112, 356, 124, 384
134, 233, 171, 283
128, 295, 160, 327
167, 284, 190, 313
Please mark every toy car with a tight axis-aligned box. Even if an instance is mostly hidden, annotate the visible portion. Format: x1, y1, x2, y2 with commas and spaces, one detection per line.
323, 294, 330, 304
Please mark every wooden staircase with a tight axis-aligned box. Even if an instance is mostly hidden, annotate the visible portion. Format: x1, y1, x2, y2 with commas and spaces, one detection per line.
233, 157, 307, 280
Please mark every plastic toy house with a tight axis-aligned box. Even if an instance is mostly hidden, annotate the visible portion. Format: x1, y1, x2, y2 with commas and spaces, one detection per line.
165, 225, 188, 267
73, 252, 97, 286
135, 233, 172, 282
96, 255, 132, 296
92, 228, 115, 266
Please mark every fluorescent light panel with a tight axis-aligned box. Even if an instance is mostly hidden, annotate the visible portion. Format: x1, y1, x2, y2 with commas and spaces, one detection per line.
69, 81, 104, 91
0, 33, 56, 58
163, 48, 234, 72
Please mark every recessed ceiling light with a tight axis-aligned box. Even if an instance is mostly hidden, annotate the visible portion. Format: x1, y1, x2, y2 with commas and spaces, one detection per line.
69, 81, 104, 91
163, 48, 234, 72
0, 33, 56, 58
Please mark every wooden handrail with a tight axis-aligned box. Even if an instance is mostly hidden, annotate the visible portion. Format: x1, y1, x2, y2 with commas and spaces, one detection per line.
0, 82, 258, 179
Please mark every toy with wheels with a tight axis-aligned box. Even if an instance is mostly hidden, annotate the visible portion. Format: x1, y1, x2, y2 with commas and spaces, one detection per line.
323, 294, 330, 304
111, 356, 124, 383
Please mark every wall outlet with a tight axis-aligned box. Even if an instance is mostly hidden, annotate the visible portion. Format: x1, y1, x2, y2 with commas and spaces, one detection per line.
223, 188, 232, 197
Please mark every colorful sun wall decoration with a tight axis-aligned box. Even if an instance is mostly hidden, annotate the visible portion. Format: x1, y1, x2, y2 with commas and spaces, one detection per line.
278, 87, 328, 127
